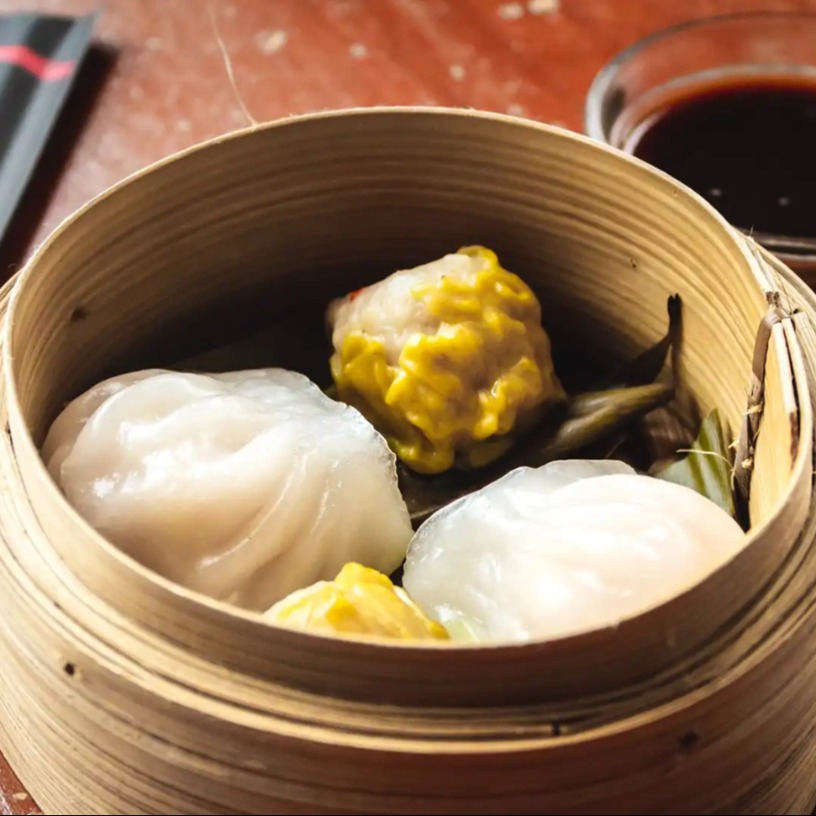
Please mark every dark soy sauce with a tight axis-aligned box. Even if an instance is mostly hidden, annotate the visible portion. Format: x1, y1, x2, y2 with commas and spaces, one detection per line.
627, 78, 816, 239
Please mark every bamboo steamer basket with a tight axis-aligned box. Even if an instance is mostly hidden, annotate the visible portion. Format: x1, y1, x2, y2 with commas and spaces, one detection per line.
0, 107, 814, 815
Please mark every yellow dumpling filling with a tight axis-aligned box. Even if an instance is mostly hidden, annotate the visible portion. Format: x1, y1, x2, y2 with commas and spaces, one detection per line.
265, 562, 450, 641
329, 246, 565, 474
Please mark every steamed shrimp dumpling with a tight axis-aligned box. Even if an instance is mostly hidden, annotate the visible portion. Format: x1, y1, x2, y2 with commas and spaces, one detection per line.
42, 368, 413, 610
402, 460, 746, 643
328, 246, 565, 475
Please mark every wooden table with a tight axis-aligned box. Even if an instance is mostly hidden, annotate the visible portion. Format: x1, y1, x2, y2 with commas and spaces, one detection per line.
1, 0, 816, 812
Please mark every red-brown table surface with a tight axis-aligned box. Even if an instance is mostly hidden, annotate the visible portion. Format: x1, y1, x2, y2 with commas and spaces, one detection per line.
2, 0, 816, 813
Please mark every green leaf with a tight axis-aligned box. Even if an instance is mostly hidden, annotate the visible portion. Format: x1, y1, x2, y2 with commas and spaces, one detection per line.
656, 408, 736, 519
593, 294, 682, 390
440, 615, 489, 643
401, 381, 675, 527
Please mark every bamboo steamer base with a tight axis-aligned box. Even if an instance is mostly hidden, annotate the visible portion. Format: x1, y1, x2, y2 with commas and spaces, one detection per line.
0, 110, 813, 814
0, 250, 811, 816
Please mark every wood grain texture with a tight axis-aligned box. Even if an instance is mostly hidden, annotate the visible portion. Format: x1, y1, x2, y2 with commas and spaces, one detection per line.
0, 0, 815, 275
0, 0, 815, 812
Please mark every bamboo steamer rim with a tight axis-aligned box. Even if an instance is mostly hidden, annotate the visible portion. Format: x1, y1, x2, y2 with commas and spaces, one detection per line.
0, 106, 811, 705
0, 248, 815, 814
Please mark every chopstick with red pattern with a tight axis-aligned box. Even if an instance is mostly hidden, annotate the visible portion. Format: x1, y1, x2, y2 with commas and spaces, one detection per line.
0, 11, 100, 248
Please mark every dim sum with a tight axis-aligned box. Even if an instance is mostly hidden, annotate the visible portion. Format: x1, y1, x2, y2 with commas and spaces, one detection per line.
266, 562, 449, 641
42, 368, 413, 610
402, 460, 746, 643
327, 246, 565, 475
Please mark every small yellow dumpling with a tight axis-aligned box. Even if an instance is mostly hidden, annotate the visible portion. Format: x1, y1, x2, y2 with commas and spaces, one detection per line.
327, 246, 565, 474
265, 562, 450, 642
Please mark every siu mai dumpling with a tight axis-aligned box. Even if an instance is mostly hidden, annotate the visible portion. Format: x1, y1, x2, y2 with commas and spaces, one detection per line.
327, 246, 565, 475
42, 368, 413, 610
402, 460, 746, 643
266, 562, 450, 641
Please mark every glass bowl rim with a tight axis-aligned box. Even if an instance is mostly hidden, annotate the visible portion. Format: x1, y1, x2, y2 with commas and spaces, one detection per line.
583, 9, 816, 262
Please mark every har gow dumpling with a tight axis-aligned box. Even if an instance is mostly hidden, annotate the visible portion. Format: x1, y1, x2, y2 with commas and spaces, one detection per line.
42, 368, 413, 610
402, 460, 746, 643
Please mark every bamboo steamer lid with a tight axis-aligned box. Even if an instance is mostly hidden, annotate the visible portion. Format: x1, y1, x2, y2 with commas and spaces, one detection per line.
0, 108, 813, 815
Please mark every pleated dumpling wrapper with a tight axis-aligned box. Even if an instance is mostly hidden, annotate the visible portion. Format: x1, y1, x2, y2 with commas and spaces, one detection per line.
327, 246, 565, 475
402, 460, 747, 643
266, 562, 449, 641
41, 368, 413, 610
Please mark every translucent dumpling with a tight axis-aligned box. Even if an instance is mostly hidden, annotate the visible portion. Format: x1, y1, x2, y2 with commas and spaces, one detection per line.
402, 460, 747, 643
327, 246, 565, 475
42, 368, 413, 610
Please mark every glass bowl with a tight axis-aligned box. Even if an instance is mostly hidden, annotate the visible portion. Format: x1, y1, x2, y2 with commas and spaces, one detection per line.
584, 11, 816, 284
